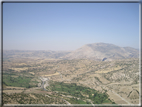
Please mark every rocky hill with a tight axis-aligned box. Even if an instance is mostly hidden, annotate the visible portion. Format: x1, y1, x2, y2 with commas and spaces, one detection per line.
62, 43, 139, 61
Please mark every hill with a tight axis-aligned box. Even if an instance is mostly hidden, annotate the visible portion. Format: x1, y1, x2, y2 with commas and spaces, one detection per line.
62, 43, 139, 61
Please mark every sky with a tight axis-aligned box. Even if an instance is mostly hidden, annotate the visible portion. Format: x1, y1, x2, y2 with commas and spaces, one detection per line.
3, 2, 139, 51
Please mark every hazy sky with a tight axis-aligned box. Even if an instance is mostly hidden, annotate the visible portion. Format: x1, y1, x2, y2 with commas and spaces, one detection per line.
3, 3, 139, 51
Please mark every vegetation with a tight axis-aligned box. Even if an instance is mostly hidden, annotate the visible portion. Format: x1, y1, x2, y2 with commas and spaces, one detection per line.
3, 73, 38, 88
2, 92, 66, 104
68, 98, 87, 104
2, 56, 139, 105
48, 81, 113, 104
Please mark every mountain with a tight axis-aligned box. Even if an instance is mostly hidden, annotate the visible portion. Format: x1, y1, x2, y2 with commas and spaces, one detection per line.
61, 43, 139, 61
3, 43, 139, 61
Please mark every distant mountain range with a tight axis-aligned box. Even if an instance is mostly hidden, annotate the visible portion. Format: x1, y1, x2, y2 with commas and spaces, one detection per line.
3, 43, 139, 61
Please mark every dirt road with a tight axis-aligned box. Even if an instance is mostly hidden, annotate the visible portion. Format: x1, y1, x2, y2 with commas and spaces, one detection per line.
101, 85, 132, 104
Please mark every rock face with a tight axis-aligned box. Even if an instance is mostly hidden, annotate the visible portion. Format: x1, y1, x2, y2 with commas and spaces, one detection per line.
62, 43, 139, 60
127, 89, 139, 99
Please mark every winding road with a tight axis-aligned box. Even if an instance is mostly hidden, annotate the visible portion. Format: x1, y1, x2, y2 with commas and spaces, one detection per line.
39, 77, 49, 91
39, 76, 132, 105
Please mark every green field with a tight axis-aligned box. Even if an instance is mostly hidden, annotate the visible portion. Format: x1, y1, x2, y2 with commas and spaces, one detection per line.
48, 81, 114, 104
3, 73, 38, 88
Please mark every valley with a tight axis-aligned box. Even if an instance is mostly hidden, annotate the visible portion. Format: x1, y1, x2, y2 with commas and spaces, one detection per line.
2, 58, 140, 105
2, 43, 140, 106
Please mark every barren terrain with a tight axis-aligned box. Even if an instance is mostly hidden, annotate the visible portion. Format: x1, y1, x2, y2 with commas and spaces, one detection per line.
2, 57, 140, 105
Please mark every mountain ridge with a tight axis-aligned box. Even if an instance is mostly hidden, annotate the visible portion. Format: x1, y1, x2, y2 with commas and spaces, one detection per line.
3, 43, 139, 61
